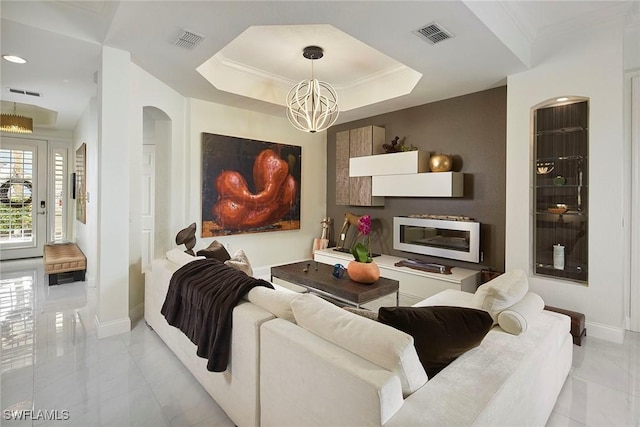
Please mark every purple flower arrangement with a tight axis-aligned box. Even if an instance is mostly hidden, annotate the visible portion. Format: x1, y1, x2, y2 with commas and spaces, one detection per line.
351, 214, 373, 263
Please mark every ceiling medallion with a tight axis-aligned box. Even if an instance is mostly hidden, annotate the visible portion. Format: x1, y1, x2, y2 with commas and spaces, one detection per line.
0, 103, 33, 134
286, 46, 339, 133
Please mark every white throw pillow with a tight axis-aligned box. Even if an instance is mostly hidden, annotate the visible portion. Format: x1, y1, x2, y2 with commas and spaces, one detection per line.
471, 269, 529, 323
246, 286, 301, 323
166, 248, 205, 267
291, 294, 428, 397
498, 292, 545, 335
225, 249, 253, 276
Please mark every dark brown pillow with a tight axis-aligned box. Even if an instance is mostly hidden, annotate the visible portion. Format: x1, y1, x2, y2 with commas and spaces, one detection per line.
196, 240, 231, 262
378, 305, 492, 378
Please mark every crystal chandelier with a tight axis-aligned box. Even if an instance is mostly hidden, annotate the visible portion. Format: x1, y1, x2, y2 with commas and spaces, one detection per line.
1, 102, 33, 134
286, 46, 339, 133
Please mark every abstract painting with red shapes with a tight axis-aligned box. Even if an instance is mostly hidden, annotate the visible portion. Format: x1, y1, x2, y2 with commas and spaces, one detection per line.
201, 133, 301, 237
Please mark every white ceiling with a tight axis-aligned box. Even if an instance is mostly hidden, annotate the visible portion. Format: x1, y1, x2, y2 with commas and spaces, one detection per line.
196, 24, 423, 111
0, 1, 635, 132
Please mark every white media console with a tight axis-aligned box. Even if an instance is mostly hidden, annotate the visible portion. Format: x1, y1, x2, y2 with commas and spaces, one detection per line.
313, 248, 480, 301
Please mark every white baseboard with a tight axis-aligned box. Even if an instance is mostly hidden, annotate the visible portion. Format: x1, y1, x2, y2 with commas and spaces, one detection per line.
130, 302, 144, 323
585, 320, 626, 344
86, 275, 96, 288
95, 314, 131, 339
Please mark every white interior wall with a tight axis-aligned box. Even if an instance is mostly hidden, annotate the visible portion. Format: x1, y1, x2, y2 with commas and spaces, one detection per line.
189, 98, 327, 272
506, 20, 626, 342
142, 112, 172, 260
153, 119, 172, 257
128, 64, 186, 316
92, 51, 326, 332
95, 46, 131, 338
624, 4, 640, 332
73, 98, 98, 287
631, 76, 640, 333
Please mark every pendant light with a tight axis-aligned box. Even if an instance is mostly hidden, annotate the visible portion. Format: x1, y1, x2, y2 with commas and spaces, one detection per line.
286, 46, 339, 133
1, 102, 33, 134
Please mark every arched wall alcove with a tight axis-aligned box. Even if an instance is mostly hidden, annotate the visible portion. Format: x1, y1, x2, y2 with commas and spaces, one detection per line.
142, 106, 173, 261
530, 96, 590, 285
129, 105, 173, 320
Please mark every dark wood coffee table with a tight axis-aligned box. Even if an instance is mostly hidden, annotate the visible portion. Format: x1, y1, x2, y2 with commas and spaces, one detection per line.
271, 260, 399, 308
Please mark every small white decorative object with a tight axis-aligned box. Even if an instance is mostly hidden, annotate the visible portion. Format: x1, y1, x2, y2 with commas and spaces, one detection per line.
553, 244, 565, 270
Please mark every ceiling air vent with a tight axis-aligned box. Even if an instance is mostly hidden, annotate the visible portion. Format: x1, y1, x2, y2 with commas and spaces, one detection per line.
414, 22, 454, 45
8, 88, 42, 97
174, 29, 205, 50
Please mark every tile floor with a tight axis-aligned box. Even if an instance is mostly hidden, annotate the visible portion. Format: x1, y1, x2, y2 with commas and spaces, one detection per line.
1, 258, 639, 426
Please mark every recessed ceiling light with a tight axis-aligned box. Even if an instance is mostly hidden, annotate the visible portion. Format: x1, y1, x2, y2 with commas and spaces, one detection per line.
556, 97, 569, 102
2, 55, 27, 64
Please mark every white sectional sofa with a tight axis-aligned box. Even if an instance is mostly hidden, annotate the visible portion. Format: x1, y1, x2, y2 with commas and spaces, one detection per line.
145, 253, 301, 427
145, 257, 273, 427
145, 256, 573, 427
261, 290, 572, 426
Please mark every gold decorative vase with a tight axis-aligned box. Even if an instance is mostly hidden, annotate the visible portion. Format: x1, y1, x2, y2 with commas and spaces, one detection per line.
429, 154, 452, 172
347, 261, 380, 284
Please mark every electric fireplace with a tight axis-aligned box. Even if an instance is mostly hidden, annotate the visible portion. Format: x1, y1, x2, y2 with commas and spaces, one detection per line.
393, 216, 481, 263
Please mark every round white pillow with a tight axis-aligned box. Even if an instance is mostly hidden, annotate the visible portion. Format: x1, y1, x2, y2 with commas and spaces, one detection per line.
471, 269, 529, 323
497, 292, 545, 335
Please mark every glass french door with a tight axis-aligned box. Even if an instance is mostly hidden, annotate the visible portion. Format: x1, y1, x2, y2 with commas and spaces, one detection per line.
0, 137, 47, 260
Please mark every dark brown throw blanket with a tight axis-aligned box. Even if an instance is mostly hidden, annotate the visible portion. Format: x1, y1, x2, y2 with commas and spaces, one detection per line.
161, 259, 273, 372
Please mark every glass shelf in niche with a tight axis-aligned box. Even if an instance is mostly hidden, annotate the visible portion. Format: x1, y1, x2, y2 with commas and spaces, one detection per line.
537, 155, 586, 162
536, 262, 585, 272
536, 184, 588, 189
536, 211, 587, 216
535, 158, 587, 179
536, 126, 587, 136
535, 263, 587, 282
533, 100, 589, 285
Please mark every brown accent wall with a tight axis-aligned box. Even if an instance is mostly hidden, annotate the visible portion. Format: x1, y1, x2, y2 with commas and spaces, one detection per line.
326, 86, 506, 271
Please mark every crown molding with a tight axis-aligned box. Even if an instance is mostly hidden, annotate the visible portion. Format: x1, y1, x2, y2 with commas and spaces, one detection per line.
463, 0, 532, 69
535, 1, 632, 42
197, 52, 421, 112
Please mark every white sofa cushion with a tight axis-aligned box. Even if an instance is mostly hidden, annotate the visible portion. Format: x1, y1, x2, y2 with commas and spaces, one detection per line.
165, 248, 205, 267
413, 288, 475, 308
246, 286, 300, 323
383, 309, 572, 427
291, 294, 428, 397
471, 269, 529, 323
498, 292, 545, 335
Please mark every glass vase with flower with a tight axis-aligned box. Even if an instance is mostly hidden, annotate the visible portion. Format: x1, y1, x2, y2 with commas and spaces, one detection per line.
347, 214, 380, 284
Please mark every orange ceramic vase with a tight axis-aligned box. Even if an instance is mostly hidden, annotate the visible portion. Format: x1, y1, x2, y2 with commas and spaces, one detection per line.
347, 261, 380, 284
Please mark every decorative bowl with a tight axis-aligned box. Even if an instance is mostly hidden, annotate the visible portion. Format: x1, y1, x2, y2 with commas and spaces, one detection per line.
429, 154, 452, 172
537, 166, 552, 174
536, 162, 554, 174
548, 204, 568, 215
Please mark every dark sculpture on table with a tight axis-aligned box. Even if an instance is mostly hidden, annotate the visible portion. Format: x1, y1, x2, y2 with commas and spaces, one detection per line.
176, 222, 197, 256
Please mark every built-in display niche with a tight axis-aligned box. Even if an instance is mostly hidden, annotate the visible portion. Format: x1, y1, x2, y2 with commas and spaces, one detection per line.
393, 216, 481, 263
533, 99, 588, 284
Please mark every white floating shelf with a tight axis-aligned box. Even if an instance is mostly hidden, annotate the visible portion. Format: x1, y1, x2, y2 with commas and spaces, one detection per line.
349, 150, 429, 177
372, 172, 464, 197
